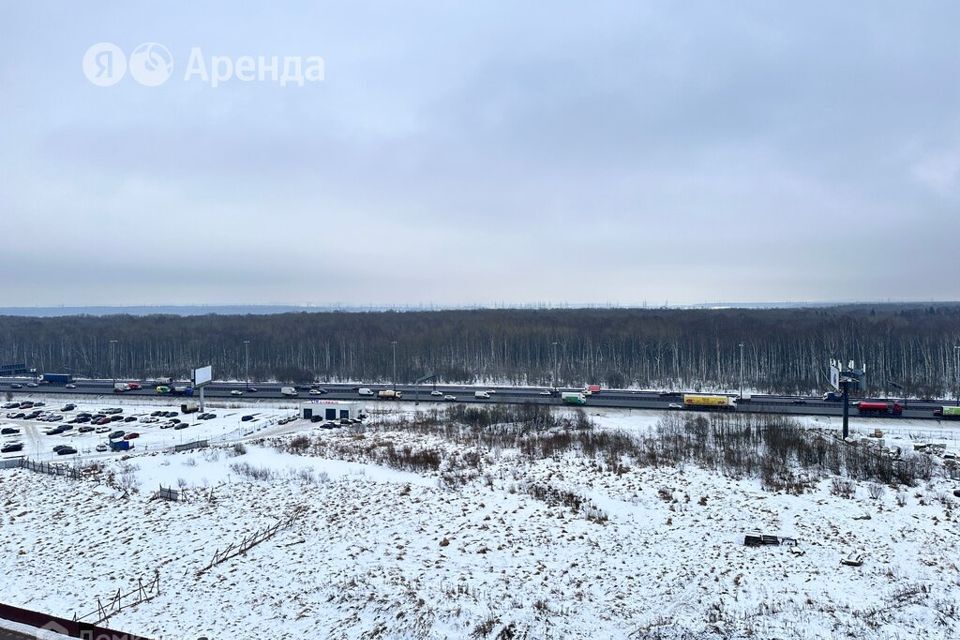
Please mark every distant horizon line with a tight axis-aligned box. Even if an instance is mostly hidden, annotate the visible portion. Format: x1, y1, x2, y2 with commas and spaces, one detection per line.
0, 301, 958, 317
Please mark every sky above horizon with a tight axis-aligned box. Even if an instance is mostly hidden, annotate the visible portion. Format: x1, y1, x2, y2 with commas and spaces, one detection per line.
2, 2, 960, 307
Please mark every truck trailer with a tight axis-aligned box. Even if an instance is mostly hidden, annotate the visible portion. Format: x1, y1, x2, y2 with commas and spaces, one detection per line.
378, 389, 402, 400
561, 392, 587, 405
856, 401, 903, 416
682, 394, 737, 410
933, 406, 960, 419
40, 373, 73, 385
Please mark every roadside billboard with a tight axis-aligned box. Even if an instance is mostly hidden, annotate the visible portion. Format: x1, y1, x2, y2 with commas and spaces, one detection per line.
193, 365, 213, 387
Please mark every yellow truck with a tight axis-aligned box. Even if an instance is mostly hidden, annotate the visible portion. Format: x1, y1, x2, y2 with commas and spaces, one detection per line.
682, 394, 737, 410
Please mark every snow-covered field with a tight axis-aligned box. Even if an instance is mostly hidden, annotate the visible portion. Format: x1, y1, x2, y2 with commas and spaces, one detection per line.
2, 400, 959, 639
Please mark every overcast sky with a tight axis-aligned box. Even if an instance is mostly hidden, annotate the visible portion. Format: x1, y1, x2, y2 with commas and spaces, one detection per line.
1, 1, 959, 307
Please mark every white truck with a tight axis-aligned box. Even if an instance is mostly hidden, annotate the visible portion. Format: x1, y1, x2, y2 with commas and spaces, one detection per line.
281, 386, 298, 397
377, 389, 402, 400
113, 382, 130, 393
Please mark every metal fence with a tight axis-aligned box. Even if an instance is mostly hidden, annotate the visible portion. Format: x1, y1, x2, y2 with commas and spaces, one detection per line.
15, 457, 82, 479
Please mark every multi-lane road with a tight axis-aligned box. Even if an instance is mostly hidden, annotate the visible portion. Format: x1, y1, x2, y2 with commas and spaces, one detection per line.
2, 378, 957, 421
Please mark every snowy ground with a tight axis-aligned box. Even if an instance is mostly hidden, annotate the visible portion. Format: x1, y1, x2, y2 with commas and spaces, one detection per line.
1, 402, 959, 639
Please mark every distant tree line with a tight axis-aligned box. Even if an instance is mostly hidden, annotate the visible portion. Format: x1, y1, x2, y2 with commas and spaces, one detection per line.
0, 305, 958, 397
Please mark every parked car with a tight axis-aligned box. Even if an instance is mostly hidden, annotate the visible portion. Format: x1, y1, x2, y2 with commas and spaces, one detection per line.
1, 427, 20, 435
124, 416, 138, 422
160, 421, 175, 429
78, 426, 95, 433
241, 414, 256, 422
1, 442, 23, 453
52, 444, 72, 453
123, 432, 140, 440
61, 404, 76, 412
55, 446, 77, 455
109, 415, 125, 422
94, 426, 111, 434
7, 412, 25, 419
108, 430, 125, 440
140, 416, 159, 424
95, 443, 109, 452
173, 423, 189, 430
2, 402, 19, 409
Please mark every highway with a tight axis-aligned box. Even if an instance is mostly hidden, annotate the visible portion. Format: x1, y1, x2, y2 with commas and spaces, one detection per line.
1, 378, 957, 421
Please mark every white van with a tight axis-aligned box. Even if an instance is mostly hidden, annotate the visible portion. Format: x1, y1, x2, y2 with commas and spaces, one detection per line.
358, 388, 374, 396
281, 386, 298, 397
474, 391, 491, 399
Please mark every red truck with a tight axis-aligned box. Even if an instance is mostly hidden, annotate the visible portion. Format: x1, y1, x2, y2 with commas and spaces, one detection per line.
856, 401, 903, 416
584, 384, 601, 395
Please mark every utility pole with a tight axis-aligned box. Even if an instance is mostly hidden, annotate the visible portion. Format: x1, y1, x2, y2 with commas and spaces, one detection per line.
391, 341, 397, 389
841, 377, 853, 440
552, 341, 559, 391
109, 339, 118, 385
738, 342, 744, 400
244, 340, 250, 390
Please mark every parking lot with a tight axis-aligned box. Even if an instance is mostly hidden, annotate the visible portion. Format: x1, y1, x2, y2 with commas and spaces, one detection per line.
0, 397, 302, 462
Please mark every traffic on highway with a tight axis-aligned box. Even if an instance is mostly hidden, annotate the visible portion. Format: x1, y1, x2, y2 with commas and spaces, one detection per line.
1, 375, 958, 421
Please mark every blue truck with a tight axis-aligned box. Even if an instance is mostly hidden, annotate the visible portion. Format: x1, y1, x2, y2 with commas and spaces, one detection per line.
108, 440, 133, 452
40, 373, 74, 385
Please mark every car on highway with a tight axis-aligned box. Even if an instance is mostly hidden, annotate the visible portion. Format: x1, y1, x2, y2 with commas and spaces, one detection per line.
791, 398, 808, 405
65, 383, 77, 389
1, 427, 20, 435
443, 395, 456, 401
668, 403, 682, 410
9, 383, 22, 389
26, 382, 38, 388
309, 388, 325, 395
247, 387, 258, 393
539, 390, 552, 396
430, 390, 443, 397
1, 442, 23, 453
55, 446, 77, 455
230, 389, 244, 396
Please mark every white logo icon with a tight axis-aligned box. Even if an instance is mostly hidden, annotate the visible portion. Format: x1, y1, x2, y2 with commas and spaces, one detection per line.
129, 42, 174, 87
82, 42, 127, 86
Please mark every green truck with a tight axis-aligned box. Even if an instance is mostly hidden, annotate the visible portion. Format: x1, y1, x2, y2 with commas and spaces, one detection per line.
561, 392, 587, 406
934, 406, 960, 419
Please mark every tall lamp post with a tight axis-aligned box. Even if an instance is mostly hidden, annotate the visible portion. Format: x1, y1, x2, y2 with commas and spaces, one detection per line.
391, 341, 398, 390
738, 342, 744, 400
552, 341, 559, 391
109, 339, 118, 385
954, 345, 960, 406
244, 340, 250, 390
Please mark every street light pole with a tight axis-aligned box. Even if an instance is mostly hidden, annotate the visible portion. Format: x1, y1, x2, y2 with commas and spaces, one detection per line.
738, 343, 744, 400
109, 339, 118, 385
954, 345, 960, 406
391, 341, 397, 389
244, 340, 250, 390
552, 341, 559, 391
